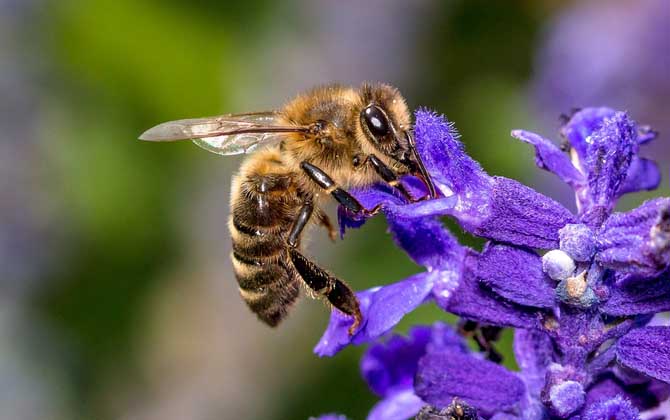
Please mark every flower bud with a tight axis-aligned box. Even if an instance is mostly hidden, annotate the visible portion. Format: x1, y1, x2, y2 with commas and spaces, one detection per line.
542, 250, 576, 280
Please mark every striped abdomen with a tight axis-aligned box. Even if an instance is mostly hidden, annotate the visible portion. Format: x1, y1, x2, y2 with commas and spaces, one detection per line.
229, 156, 303, 326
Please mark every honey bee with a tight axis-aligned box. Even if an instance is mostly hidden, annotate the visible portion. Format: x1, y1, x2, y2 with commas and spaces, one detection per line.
139, 83, 436, 334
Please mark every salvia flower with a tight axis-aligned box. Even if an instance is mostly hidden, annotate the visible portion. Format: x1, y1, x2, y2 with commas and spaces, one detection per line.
310, 414, 350, 420
315, 108, 670, 419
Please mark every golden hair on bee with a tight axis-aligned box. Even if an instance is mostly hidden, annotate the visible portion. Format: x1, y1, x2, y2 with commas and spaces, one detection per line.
139, 83, 435, 334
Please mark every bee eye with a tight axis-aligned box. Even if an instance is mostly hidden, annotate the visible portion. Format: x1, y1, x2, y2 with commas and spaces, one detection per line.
362, 105, 390, 138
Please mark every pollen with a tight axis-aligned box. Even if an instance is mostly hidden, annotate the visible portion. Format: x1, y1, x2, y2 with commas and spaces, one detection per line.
565, 271, 588, 299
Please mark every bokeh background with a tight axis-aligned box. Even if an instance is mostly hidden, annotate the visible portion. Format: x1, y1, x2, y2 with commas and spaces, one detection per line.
2, 0, 668, 419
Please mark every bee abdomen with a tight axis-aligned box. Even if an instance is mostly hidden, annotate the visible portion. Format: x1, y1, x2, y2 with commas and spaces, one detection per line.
229, 168, 302, 327
231, 248, 299, 326
230, 217, 287, 258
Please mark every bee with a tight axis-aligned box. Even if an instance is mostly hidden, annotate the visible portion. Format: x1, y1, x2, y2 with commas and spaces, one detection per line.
139, 83, 436, 334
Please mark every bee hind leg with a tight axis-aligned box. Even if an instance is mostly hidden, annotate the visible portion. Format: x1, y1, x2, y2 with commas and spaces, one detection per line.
288, 248, 362, 335
286, 199, 361, 334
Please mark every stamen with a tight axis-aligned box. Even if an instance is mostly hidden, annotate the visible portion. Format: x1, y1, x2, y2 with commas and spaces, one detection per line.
565, 271, 587, 299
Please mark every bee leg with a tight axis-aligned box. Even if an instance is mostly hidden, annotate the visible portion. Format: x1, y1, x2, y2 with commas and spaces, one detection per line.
286, 199, 361, 334
300, 161, 381, 216
367, 154, 419, 203
287, 199, 314, 248
288, 247, 362, 335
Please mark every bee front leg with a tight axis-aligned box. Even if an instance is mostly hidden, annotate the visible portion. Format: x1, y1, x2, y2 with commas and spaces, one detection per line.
300, 161, 381, 216
288, 247, 362, 335
366, 154, 420, 203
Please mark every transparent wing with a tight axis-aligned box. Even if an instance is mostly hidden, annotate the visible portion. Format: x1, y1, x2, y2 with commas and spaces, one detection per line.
192, 131, 289, 155
139, 112, 309, 156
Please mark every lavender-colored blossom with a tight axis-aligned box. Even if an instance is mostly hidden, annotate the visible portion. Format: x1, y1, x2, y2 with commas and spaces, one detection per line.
533, 0, 670, 148
315, 108, 670, 419
581, 396, 639, 420
361, 324, 465, 420
310, 414, 349, 420
361, 323, 514, 419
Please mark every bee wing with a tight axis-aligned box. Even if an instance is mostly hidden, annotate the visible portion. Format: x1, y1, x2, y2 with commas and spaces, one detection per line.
139, 112, 309, 156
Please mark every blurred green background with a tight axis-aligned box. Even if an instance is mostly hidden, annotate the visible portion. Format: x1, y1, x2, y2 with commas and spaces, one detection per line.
2, 0, 668, 419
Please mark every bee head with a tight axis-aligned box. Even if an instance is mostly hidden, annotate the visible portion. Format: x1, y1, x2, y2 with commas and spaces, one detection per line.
358, 83, 413, 164
359, 83, 437, 198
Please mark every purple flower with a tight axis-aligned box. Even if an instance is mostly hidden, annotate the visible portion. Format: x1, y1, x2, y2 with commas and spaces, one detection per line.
309, 414, 349, 420
532, 0, 670, 207
361, 323, 517, 419
581, 396, 639, 420
361, 324, 462, 420
315, 109, 670, 418
533, 0, 670, 147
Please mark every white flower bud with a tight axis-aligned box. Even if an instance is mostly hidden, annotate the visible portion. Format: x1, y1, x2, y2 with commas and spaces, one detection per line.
542, 249, 576, 281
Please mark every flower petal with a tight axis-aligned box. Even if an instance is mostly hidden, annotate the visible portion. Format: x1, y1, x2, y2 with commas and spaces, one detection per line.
314, 288, 376, 357
314, 272, 436, 357
586, 373, 670, 411
511, 129, 583, 186
472, 177, 576, 249
367, 389, 425, 420
618, 157, 661, 195
415, 351, 525, 416
514, 328, 554, 394
365, 272, 437, 339
586, 376, 625, 407
362, 327, 431, 397
413, 109, 491, 208
337, 181, 460, 238
386, 215, 465, 271
560, 107, 657, 159
438, 252, 540, 329
579, 112, 637, 224
549, 108, 659, 219
597, 198, 670, 279
582, 395, 640, 420
342, 111, 578, 251
361, 323, 467, 397
617, 326, 670, 383
602, 270, 670, 316
560, 107, 618, 163
477, 243, 555, 308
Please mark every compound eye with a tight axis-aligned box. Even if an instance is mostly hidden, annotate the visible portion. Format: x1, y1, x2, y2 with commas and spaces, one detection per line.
362, 105, 390, 138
